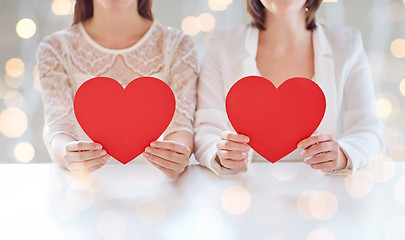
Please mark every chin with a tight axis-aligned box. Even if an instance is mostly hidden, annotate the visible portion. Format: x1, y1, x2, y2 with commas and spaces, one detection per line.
261, 0, 305, 15
97, 0, 137, 11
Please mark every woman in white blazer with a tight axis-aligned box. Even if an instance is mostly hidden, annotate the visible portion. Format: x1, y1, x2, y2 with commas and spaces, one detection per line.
194, 0, 384, 176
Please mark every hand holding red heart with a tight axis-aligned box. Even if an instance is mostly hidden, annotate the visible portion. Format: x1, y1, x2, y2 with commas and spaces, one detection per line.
143, 141, 191, 178
215, 131, 251, 170
298, 134, 348, 171
64, 141, 110, 174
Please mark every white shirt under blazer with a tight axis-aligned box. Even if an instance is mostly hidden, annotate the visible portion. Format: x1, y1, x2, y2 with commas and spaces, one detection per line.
194, 22, 384, 176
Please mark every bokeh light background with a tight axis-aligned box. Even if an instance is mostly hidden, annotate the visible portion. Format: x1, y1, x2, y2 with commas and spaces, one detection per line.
0, 0, 404, 163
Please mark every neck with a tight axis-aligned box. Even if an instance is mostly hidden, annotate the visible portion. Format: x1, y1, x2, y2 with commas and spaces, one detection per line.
83, 2, 152, 48
260, 10, 311, 50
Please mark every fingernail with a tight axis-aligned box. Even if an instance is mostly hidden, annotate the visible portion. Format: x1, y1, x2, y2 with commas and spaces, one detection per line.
101, 150, 107, 155
297, 143, 302, 149
150, 142, 157, 147
245, 137, 250, 142
145, 147, 151, 153
143, 152, 149, 157
104, 155, 110, 160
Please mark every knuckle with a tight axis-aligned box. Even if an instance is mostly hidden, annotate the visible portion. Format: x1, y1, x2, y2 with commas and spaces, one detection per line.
223, 151, 231, 159
167, 151, 175, 159
224, 132, 232, 140
223, 141, 232, 149
76, 142, 84, 149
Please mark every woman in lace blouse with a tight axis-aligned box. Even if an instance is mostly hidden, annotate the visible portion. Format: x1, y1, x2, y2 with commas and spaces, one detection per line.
37, 0, 197, 178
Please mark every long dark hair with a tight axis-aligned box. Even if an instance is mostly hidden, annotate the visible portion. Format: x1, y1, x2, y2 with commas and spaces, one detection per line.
246, 0, 322, 31
73, 0, 153, 24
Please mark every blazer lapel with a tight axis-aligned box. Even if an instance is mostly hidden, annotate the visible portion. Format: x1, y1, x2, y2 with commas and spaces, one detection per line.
313, 24, 338, 135
241, 25, 260, 78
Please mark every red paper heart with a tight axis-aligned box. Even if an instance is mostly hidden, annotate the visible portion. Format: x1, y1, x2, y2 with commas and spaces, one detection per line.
74, 77, 175, 164
226, 76, 326, 163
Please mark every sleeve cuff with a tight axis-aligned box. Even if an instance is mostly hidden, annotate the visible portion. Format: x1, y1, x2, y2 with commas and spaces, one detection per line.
323, 142, 354, 176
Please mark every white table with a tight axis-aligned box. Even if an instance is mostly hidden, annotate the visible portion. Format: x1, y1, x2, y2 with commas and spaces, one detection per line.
1, 160, 404, 240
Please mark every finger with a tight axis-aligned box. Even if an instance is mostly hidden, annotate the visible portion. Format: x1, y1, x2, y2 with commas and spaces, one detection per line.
68, 155, 110, 171
66, 141, 103, 152
309, 160, 338, 171
221, 131, 250, 143
304, 152, 335, 165
147, 159, 179, 178
220, 158, 248, 169
149, 141, 190, 155
65, 149, 107, 162
301, 141, 337, 158
297, 134, 334, 150
217, 150, 248, 161
143, 152, 182, 171
144, 147, 187, 164
87, 161, 108, 173
216, 140, 251, 152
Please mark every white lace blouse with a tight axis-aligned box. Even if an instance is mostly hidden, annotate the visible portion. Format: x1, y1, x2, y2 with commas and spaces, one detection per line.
37, 21, 198, 152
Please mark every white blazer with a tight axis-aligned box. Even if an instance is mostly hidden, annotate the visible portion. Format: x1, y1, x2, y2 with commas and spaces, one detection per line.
194, 23, 384, 176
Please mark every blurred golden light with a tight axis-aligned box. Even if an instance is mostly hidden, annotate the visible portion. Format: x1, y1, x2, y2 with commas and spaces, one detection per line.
390, 144, 405, 162
400, 79, 405, 96
297, 191, 315, 220
367, 155, 396, 183
391, 39, 405, 58
4, 90, 23, 108
0, 78, 8, 99
388, 3, 404, 21
307, 228, 336, 240
208, 0, 229, 11
297, 191, 338, 220
52, 0, 74, 15
394, 176, 405, 205
376, 97, 392, 118
14, 142, 35, 163
385, 216, 405, 240
344, 169, 373, 198
0, 108, 28, 138
33, 65, 41, 91
96, 211, 126, 239
221, 185, 251, 215
65, 188, 95, 210
198, 13, 216, 32
135, 198, 165, 225
16, 18, 36, 39
4, 75, 23, 89
308, 191, 338, 220
5, 58, 24, 78
181, 16, 200, 36
194, 208, 223, 237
